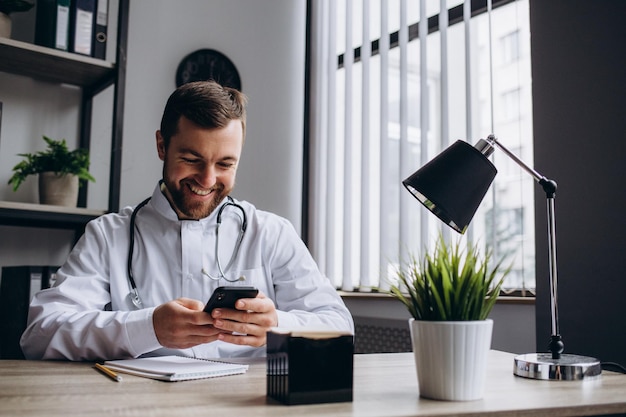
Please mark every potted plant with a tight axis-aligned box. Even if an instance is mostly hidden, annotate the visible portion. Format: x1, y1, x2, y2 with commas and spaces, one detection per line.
0, 0, 34, 38
8, 135, 95, 207
389, 235, 509, 401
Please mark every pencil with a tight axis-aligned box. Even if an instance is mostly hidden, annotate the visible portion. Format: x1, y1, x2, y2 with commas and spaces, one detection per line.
94, 363, 123, 382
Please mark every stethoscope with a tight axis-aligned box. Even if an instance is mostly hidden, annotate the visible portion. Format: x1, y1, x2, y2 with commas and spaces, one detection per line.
127, 195, 247, 309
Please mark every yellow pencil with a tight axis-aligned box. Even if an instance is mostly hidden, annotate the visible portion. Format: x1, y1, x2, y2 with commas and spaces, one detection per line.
94, 363, 122, 382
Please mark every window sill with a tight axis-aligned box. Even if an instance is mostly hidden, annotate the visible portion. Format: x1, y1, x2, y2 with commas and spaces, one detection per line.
338, 290, 535, 305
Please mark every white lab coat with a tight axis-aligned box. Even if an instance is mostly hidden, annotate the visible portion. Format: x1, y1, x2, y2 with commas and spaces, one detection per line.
20, 184, 354, 360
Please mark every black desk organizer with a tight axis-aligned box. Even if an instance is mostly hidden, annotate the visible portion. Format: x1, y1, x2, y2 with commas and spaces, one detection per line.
267, 328, 354, 405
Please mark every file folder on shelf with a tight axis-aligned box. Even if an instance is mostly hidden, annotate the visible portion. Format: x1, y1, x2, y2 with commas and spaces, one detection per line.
92, 0, 108, 59
0, 265, 59, 359
34, 0, 71, 51
69, 0, 96, 56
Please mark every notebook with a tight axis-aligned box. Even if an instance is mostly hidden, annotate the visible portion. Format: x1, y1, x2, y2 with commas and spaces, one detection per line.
103, 355, 248, 382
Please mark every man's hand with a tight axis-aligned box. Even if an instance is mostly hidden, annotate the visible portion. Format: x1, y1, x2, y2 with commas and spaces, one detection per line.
210, 291, 278, 347
152, 298, 224, 349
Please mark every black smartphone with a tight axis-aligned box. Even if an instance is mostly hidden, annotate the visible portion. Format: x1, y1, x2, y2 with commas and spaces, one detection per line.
203, 286, 259, 313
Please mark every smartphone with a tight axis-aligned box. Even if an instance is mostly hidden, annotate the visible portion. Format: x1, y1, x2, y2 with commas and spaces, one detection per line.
203, 286, 259, 313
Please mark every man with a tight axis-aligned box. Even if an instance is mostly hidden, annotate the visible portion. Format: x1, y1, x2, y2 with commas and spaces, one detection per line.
20, 81, 354, 361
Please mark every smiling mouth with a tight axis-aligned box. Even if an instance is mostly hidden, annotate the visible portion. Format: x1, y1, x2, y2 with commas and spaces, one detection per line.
188, 184, 213, 196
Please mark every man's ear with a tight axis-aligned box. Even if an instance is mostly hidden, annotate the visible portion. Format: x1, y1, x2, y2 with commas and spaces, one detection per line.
156, 131, 166, 161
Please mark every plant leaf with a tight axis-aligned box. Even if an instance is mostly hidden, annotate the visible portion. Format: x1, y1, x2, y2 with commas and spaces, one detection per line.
387, 233, 511, 321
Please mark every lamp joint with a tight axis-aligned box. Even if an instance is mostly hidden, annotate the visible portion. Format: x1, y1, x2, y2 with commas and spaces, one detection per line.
549, 334, 564, 359
539, 178, 557, 198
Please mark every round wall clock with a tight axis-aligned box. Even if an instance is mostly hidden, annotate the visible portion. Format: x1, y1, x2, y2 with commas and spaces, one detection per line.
175, 49, 242, 91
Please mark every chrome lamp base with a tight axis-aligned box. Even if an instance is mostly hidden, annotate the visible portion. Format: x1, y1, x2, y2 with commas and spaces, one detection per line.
514, 353, 602, 380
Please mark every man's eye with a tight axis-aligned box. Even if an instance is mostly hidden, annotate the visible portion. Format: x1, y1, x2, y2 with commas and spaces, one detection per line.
218, 162, 235, 169
182, 158, 199, 164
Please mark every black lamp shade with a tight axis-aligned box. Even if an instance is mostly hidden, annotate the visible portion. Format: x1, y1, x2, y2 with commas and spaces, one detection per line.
402, 140, 497, 234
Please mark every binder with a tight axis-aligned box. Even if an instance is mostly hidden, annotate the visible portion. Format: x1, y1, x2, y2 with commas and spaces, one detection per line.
34, 0, 71, 51
69, 0, 96, 56
0, 266, 58, 359
92, 0, 107, 59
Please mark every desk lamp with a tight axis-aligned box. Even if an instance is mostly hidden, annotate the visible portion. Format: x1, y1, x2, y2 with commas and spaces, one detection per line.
402, 134, 601, 380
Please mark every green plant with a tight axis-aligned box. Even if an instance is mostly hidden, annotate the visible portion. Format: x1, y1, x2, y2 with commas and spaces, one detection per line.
8, 136, 95, 191
389, 235, 510, 321
0, 0, 34, 15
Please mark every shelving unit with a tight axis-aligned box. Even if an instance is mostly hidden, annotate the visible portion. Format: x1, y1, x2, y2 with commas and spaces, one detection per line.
0, 0, 129, 235
0, 37, 114, 87
0, 201, 105, 230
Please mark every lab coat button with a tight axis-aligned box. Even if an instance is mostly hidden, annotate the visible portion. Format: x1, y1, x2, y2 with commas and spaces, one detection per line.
184, 222, 199, 230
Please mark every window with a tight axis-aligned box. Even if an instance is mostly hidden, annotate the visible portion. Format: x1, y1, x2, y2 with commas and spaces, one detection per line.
501, 30, 520, 64
501, 88, 521, 122
306, 0, 534, 293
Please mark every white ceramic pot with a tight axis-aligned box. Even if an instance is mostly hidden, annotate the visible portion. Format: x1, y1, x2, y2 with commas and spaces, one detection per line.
409, 318, 493, 401
0, 12, 11, 38
38, 172, 79, 207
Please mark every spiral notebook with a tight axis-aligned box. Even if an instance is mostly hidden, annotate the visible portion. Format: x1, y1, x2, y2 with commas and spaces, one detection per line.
104, 355, 248, 382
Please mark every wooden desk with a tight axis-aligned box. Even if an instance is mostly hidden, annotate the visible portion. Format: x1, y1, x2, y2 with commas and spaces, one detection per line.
1, 351, 625, 416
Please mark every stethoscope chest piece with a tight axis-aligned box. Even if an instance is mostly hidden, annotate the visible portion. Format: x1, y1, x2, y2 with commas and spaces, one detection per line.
129, 288, 143, 309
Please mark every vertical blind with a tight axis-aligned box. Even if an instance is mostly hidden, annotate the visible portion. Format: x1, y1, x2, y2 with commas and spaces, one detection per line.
306, 0, 535, 293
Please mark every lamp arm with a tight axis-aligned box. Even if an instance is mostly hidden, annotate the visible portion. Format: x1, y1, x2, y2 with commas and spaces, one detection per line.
480, 134, 563, 359
484, 134, 541, 181
546, 196, 564, 359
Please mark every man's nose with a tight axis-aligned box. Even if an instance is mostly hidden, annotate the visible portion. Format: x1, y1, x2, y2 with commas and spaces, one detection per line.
197, 165, 217, 187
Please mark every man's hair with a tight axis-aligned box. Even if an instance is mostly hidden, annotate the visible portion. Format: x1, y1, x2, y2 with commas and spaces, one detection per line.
159, 80, 247, 148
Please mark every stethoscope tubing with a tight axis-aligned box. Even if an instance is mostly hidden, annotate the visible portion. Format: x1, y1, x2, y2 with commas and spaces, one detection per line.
127, 195, 247, 309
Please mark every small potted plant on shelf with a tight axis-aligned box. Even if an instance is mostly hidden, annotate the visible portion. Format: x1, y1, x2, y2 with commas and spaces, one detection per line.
0, 0, 34, 38
388, 235, 509, 401
8, 135, 95, 207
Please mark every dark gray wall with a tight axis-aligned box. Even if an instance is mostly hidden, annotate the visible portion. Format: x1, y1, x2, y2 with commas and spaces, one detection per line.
530, 1, 626, 365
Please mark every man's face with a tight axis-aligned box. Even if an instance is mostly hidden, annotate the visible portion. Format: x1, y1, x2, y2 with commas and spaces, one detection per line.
156, 116, 243, 220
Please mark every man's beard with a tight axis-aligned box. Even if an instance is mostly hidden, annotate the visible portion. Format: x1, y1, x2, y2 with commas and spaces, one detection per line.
167, 180, 230, 220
